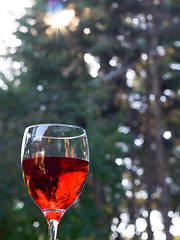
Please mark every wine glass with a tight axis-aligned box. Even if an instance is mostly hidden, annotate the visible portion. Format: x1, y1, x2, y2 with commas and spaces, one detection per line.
21, 123, 89, 240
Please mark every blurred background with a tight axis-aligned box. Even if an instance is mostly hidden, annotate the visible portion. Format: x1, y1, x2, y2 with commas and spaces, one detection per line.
0, 0, 180, 239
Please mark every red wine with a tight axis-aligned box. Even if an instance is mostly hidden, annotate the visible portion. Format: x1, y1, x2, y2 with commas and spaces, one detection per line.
22, 156, 89, 213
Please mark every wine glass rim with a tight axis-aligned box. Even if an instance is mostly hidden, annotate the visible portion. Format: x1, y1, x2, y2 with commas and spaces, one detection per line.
25, 123, 87, 139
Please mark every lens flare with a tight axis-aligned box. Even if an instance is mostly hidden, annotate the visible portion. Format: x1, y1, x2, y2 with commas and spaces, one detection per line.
46, 9, 75, 29
45, 1, 76, 37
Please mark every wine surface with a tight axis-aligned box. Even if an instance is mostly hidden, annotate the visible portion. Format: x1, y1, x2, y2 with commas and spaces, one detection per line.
22, 156, 88, 211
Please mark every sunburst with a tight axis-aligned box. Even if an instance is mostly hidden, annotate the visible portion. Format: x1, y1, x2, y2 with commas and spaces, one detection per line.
45, 9, 75, 34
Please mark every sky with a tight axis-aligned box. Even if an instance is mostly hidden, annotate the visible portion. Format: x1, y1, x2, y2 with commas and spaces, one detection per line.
0, 0, 32, 53
0, 0, 32, 82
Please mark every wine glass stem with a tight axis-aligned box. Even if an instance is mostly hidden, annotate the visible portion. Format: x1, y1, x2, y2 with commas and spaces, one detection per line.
48, 219, 59, 240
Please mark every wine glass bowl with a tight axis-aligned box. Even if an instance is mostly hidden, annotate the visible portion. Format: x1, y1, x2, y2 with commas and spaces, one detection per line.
21, 124, 89, 240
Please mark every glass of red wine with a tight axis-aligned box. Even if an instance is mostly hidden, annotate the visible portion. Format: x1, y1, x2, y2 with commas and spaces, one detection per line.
21, 123, 89, 240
